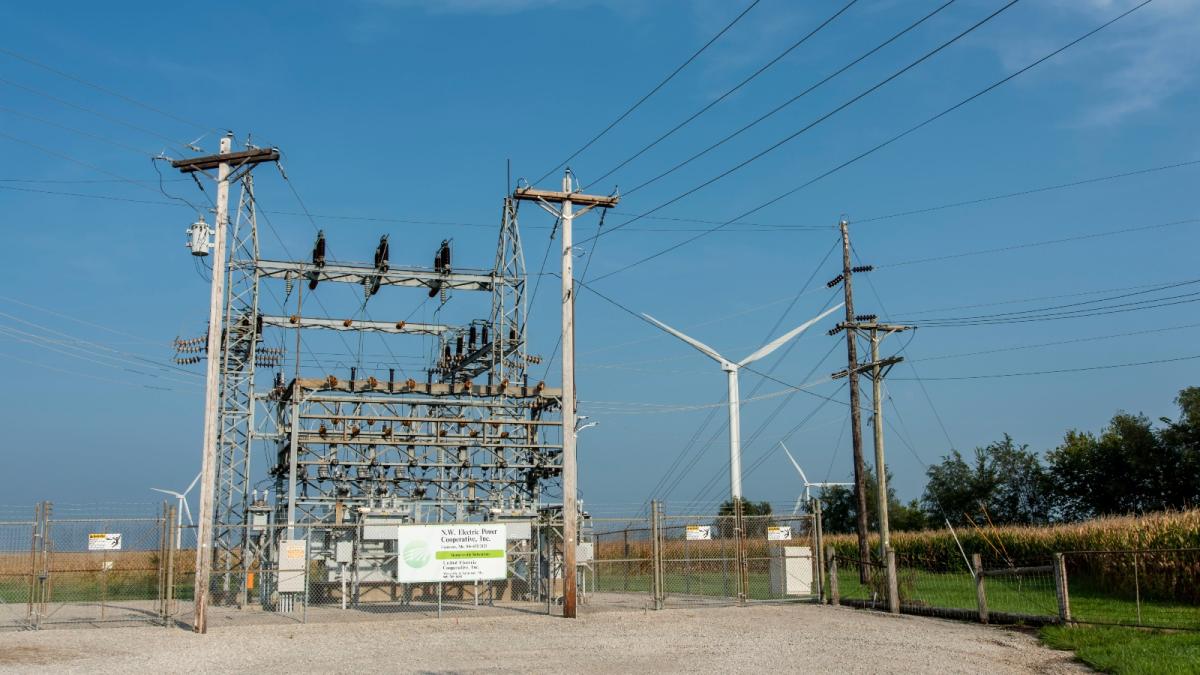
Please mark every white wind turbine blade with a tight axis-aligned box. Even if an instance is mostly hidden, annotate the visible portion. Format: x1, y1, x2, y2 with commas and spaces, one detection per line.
183, 471, 201, 496
739, 303, 843, 367
182, 497, 194, 525
151, 488, 183, 498
792, 495, 804, 517
642, 314, 728, 365
780, 443, 810, 486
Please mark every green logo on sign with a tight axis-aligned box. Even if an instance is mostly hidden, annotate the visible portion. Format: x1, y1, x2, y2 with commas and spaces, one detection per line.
403, 540, 432, 569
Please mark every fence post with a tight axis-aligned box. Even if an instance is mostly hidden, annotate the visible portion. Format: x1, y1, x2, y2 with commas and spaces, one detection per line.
972, 553, 988, 624
826, 546, 840, 606
886, 547, 899, 614
735, 498, 747, 606
1053, 552, 1071, 623
650, 501, 663, 610
813, 499, 824, 602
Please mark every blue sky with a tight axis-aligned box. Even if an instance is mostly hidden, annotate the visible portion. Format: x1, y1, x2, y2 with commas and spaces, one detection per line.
1, 0, 1198, 516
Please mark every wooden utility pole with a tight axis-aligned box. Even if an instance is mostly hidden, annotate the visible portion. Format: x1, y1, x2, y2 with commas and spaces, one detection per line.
833, 219, 871, 579
867, 324, 907, 558
513, 172, 617, 619
833, 318, 908, 609
172, 136, 279, 634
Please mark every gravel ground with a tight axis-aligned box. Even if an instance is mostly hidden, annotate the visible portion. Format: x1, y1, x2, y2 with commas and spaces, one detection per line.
0, 604, 1085, 674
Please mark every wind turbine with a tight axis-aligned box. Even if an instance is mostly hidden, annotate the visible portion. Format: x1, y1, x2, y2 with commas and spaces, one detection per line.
151, 471, 200, 548
780, 442, 852, 515
643, 303, 843, 502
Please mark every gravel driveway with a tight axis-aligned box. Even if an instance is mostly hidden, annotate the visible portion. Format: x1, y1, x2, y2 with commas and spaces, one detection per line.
0, 603, 1085, 674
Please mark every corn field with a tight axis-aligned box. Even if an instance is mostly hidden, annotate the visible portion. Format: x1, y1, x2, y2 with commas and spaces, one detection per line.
827, 509, 1200, 603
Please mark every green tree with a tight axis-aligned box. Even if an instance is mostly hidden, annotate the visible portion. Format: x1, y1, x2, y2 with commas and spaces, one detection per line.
1046, 411, 1179, 519
817, 464, 927, 535
714, 498, 774, 537
921, 434, 1053, 525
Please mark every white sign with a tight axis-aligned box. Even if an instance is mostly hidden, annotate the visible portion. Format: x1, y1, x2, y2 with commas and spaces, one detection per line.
685, 525, 712, 541
766, 526, 792, 541
397, 524, 507, 583
88, 533, 122, 551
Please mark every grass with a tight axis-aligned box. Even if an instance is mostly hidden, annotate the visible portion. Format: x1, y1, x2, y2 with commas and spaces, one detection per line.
832, 565, 1200, 629
1040, 625, 1200, 674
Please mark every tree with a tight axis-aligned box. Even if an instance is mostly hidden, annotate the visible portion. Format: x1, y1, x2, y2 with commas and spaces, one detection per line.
1046, 411, 1181, 519
714, 498, 774, 537
818, 464, 927, 535
921, 435, 1053, 525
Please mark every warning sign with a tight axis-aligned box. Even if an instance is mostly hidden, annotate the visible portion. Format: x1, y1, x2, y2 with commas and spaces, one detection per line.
766, 526, 792, 541
685, 525, 713, 541
88, 533, 122, 551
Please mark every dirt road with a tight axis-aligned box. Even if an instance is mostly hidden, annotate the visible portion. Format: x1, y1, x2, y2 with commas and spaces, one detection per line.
0, 603, 1084, 674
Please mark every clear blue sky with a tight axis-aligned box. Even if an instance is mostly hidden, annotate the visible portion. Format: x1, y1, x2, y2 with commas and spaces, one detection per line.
2, 0, 1198, 516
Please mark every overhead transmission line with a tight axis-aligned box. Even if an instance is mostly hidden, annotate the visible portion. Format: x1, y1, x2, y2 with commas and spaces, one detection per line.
532, 0, 762, 185
591, 0, 1022, 239
896, 354, 1200, 381
0, 77, 194, 152
858, 158, 1200, 225
584, 0, 1154, 284
909, 322, 1200, 363
620, 0, 961, 196
0, 47, 215, 134
892, 276, 1200, 318
586, 0, 865, 188
876, 217, 1200, 269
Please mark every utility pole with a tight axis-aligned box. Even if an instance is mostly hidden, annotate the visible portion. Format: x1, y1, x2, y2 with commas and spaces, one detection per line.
866, 323, 908, 558
172, 136, 279, 634
832, 322, 908, 558
828, 218, 872, 578
513, 171, 618, 619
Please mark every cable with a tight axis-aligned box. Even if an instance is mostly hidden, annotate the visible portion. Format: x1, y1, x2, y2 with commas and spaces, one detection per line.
532, 0, 762, 185
0, 130, 163, 196
0, 47, 214, 133
896, 354, 1200, 380
622, 0, 960, 196
877, 217, 1200, 269
587, 0, 864, 187
0, 106, 157, 156
585, 0, 1153, 284
0, 77, 192, 151
858, 158, 1200, 225
909, 322, 1200, 363
595, 0, 1021, 252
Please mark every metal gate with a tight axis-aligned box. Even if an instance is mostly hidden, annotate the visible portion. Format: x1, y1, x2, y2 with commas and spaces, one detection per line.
2, 502, 177, 630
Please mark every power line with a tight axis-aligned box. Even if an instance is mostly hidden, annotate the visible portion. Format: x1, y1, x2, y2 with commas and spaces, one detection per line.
890, 276, 1200, 318
896, 354, 1200, 380
877, 217, 1200, 269
0, 47, 215, 133
587, 0, 864, 188
532, 0, 762, 185
622, 0, 961, 196
902, 280, 1200, 325
595, 0, 1021, 246
0, 77, 191, 151
858, 158, 1200, 225
0, 106, 158, 156
585, 0, 1153, 284
0, 131, 162, 196
910, 322, 1200, 363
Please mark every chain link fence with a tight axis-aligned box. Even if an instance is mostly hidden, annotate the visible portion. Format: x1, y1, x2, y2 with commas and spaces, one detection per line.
827, 546, 1200, 631
0, 502, 177, 630
584, 504, 820, 610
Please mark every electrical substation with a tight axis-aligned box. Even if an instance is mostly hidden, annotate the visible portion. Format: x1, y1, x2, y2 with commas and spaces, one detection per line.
171, 139, 573, 618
